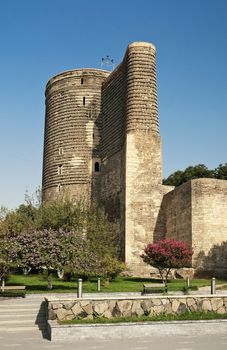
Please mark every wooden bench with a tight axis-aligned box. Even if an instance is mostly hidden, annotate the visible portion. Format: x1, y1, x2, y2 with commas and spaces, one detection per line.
142, 283, 167, 294
0, 286, 26, 298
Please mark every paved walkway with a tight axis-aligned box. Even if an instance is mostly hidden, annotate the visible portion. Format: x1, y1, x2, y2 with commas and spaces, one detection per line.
1, 322, 227, 349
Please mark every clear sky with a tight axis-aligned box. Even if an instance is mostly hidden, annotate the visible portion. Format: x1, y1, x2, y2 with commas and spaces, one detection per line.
0, 0, 226, 209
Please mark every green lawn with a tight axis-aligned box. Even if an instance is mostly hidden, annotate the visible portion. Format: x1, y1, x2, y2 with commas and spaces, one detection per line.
5, 273, 227, 294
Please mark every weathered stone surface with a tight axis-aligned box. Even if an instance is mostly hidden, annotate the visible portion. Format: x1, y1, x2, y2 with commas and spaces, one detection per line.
64, 312, 74, 321
141, 300, 152, 314
102, 309, 113, 319
201, 299, 212, 312
171, 300, 180, 313
188, 303, 198, 312
80, 301, 90, 307
217, 307, 226, 314
177, 303, 187, 314
116, 300, 132, 317
187, 298, 196, 307
131, 301, 144, 316
82, 303, 93, 315
160, 298, 169, 306
112, 304, 121, 318
211, 298, 223, 311
93, 302, 109, 316
109, 300, 117, 309
71, 303, 85, 317
153, 305, 164, 314
55, 308, 72, 321
52, 302, 63, 310
64, 302, 75, 310
151, 298, 161, 306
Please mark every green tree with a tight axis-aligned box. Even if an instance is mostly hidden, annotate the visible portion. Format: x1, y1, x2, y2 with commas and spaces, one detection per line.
214, 163, 227, 180
163, 164, 215, 187
0, 197, 126, 281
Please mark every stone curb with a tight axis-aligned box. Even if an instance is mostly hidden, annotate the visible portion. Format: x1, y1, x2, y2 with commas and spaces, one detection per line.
48, 319, 227, 341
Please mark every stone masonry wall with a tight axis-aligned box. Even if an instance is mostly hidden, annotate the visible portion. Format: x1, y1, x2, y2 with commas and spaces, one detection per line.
162, 181, 192, 245
47, 295, 227, 322
191, 179, 227, 275
161, 179, 227, 277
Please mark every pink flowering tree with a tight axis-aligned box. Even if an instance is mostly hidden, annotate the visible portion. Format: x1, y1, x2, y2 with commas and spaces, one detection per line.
9, 229, 100, 280
141, 239, 193, 285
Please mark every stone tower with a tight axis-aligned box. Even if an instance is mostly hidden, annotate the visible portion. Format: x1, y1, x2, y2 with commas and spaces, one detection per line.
42, 41, 227, 277
42, 69, 109, 202
98, 42, 168, 274
42, 42, 167, 275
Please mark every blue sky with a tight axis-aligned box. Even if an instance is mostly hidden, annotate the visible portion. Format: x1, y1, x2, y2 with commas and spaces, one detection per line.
0, 0, 226, 209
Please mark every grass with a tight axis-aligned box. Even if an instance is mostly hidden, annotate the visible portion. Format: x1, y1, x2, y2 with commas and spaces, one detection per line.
60, 311, 227, 325
5, 273, 227, 294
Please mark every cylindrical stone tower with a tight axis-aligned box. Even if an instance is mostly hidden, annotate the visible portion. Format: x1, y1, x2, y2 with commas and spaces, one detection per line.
126, 42, 159, 134
42, 68, 109, 202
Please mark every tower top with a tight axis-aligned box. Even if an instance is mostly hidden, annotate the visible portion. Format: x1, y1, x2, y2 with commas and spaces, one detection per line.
127, 41, 156, 51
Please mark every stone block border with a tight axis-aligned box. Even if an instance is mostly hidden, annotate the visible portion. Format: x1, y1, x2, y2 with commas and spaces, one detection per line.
46, 294, 227, 323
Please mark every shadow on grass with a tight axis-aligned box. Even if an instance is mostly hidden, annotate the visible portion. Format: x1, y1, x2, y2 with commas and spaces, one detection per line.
123, 277, 163, 283
27, 284, 76, 291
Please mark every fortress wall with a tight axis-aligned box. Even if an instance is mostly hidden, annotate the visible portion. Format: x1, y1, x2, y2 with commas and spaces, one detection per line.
162, 179, 227, 276
42, 69, 109, 202
191, 179, 227, 274
162, 181, 192, 246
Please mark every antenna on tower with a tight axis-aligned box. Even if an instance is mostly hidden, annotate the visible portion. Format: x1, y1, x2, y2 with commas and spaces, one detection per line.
101, 55, 114, 71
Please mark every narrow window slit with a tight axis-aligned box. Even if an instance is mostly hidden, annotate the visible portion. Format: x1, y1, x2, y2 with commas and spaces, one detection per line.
95, 162, 100, 172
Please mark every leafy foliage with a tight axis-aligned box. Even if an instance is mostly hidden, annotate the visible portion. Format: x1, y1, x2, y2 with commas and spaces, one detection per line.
141, 239, 193, 284
0, 197, 125, 281
163, 163, 227, 187
9, 229, 100, 277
